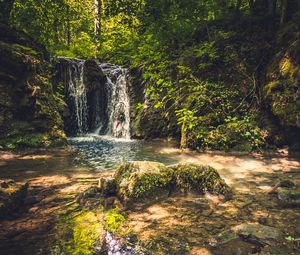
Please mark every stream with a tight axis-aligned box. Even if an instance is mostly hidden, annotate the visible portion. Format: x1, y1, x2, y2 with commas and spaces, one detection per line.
0, 137, 300, 254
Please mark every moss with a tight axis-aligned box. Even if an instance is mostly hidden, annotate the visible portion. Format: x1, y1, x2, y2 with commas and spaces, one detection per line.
114, 162, 173, 204
53, 210, 105, 255
170, 164, 231, 197
104, 208, 131, 237
0, 25, 66, 150
0, 132, 66, 149
112, 162, 231, 205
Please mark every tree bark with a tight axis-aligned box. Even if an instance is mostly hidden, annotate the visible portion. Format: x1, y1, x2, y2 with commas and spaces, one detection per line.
280, 0, 288, 24
268, 0, 277, 17
94, 0, 100, 36
66, 5, 71, 47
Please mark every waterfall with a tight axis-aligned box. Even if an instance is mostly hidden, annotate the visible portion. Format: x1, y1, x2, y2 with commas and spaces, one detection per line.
56, 57, 88, 134
55, 58, 130, 139
99, 63, 131, 139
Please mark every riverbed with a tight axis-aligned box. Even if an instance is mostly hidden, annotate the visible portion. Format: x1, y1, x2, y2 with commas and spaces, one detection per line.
0, 137, 300, 254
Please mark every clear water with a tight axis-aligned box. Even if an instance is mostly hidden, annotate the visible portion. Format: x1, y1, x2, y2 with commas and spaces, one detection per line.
68, 136, 181, 171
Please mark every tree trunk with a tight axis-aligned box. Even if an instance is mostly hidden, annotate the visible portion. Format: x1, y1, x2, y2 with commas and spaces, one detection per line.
94, 0, 100, 36
0, 0, 15, 24
66, 5, 71, 47
268, 0, 277, 17
280, 0, 288, 24
248, 0, 255, 13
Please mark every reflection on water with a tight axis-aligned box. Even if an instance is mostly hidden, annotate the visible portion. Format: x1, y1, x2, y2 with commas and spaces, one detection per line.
69, 136, 181, 171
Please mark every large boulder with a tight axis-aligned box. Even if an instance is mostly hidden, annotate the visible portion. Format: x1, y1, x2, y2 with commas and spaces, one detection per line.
106, 162, 231, 206
170, 164, 231, 197
113, 161, 173, 205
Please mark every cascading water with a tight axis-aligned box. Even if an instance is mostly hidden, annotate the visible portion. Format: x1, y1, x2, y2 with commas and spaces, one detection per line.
55, 58, 130, 139
56, 57, 88, 134
99, 63, 131, 139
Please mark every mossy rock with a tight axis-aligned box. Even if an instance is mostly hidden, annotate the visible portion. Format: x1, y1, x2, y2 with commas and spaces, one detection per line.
169, 164, 231, 197
111, 162, 231, 206
114, 161, 173, 205
52, 210, 106, 255
0, 179, 28, 219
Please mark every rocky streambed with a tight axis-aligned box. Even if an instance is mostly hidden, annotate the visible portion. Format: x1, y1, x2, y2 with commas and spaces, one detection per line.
0, 146, 300, 255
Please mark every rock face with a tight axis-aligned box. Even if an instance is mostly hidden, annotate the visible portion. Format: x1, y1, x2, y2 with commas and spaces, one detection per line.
53, 57, 107, 135
84, 59, 107, 133
97, 162, 231, 206
0, 179, 28, 219
0, 24, 66, 149
263, 18, 300, 147
128, 68, 179, 140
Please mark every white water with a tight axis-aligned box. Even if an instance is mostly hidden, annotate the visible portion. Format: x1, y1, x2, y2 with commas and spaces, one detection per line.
62, 58, 88, 134
59, 58, 131, 139
99, 63, 131, 139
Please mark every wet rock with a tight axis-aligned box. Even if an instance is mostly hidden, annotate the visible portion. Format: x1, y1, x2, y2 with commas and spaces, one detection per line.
209, 223, 283, 248
211, 238, 259, 255
114, 161, 172, 205
0, 180, 28, 219
208, 229, 238, 247
232, 223, 282, 246
278, 188, 300, 207
260, 245, 298, 255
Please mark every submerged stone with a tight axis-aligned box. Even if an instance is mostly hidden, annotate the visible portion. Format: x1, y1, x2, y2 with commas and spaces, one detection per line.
209, 223, 283, 248
278, 188, 300, 207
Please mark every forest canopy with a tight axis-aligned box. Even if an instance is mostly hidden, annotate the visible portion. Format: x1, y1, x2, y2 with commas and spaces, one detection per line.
1, 0, 300, 151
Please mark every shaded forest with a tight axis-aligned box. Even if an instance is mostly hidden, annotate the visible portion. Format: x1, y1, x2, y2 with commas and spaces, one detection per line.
0, 0, 300, 151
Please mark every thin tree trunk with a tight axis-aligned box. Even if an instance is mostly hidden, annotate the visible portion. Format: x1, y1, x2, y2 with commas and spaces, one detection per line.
236, 0, 243, 12
280, 0, 288, 24
268, 0, 277, 17
94, 0, 100, 36
66, 5, 71, 47
248, 0, 255, 13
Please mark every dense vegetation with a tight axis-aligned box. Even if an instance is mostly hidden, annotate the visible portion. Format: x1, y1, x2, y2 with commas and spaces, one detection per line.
1, 0, 300, 151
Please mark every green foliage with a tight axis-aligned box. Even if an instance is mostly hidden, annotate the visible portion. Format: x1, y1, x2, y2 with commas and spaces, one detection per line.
8, 0, 298, 150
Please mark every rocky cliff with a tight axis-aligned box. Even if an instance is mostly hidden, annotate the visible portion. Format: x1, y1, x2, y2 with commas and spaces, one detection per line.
0, 24, 66, 149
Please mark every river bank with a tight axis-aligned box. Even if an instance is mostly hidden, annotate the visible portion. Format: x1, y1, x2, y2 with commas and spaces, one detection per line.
0, 140, 300, 254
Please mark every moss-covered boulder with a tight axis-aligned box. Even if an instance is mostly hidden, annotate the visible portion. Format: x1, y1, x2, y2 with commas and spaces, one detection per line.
109, 162, 231, 206
113, 161, 173, 205
0, 23, 66, 149
0, 179, 28, 219
170, 164, 231, 197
